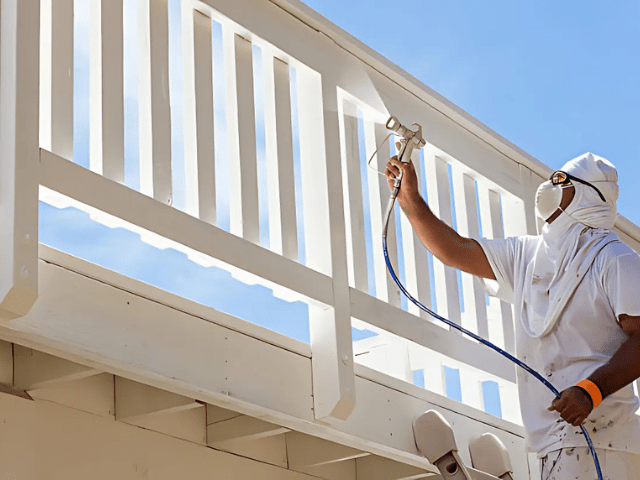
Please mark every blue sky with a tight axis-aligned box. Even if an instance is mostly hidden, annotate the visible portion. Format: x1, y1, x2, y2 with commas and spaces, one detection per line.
301, 0, 640, 226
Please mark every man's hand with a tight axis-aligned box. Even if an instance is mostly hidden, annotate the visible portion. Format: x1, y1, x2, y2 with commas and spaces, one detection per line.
547, 387, 594, 427
385, 143, 421, 209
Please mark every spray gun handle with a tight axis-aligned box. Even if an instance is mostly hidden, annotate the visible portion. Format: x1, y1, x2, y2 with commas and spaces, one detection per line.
386, 116, 426, 164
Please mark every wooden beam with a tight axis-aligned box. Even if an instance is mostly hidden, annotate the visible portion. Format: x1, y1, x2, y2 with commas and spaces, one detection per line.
13, 345, 101, 390
0, 0, 40, 320
207, 415, 289, 447
287, 432, 369, 468
115, 377, 200, 421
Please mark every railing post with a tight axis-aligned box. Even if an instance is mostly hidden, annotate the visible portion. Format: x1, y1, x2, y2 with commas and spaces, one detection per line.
297, 68, 356, 421
0, 0, 40, 319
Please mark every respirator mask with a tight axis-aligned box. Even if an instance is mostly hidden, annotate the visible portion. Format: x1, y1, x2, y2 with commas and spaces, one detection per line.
535, 180, 564, 221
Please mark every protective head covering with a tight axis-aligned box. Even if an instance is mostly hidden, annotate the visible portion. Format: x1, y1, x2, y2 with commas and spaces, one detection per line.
518, 153, 620, 337
560, 152, 618, 229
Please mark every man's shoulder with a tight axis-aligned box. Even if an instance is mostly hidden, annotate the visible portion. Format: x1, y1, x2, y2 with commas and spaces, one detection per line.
600, 233, 638, 259
594, 232, 640, 272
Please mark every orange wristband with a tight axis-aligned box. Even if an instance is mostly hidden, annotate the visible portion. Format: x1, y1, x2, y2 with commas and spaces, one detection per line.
575, 379, 603, 408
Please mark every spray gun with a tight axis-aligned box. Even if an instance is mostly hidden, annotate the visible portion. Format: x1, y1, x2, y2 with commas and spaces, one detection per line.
385, 116, 426, 199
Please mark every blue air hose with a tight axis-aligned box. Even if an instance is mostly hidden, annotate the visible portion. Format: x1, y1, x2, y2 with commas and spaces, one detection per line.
381, 190, 603, 480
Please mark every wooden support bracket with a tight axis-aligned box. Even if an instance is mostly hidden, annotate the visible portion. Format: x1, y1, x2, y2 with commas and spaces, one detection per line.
13, 345, 102, 391
286, 431, 370, 468
207, 415, 290, 447
115, 377, 200, 422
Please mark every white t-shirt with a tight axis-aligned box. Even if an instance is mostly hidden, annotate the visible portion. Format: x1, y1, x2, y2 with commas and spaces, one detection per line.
476, 234, 640, 457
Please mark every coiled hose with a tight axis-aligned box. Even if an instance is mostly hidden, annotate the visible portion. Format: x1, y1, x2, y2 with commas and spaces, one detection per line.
381, 183, 603, 480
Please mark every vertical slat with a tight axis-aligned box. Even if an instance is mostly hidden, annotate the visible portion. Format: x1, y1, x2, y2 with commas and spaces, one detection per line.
89, 0, 124, 182
364, 120, 400, 306
0, 0, 40, 318
452, 169, 489, 338
459, 368, 483, 412
297, 69, 355, 421
138, 0, 172, 205
424, 155, 461, 326
39, 0, 52, 151
51, 0, 73, 160
478, 186, 515, 352
224, 29, 259, 243
190, 10, 216, 223
399, 149, 432, 316
181, 2, 197, 217
503, 164, 540, 237
264, 55, 297, 259
341, 102, 367, 291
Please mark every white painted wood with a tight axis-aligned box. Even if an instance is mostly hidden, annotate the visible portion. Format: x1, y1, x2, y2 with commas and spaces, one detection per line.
207, 415, 290, 446
424, 155, 461, 325
287, 431, 369, 468
206, 403, 243, 425
126, 400, 207, 445
0, 395, 320, 479
185, 9, 216, 224
89, 0, 125, 182
115, 376, 199, 421
340, 101, 368, 291
365, 119, 400, 306
349, 288, 516, 382
265, 56, 297, 259
39, 150, 333, 308
138, 0, 172, 204
356, 456, 434, 480
206, 406, 288, 466
27, 372, 115, 418
215, 434, 289, 469
297, 71, 356, 421
50, 0, 73, 160
293, 458, 357, 480
0, 254, 529, 473
478, 186, 515, 353
0, 0, 40, 320
227, 32, 259, 242
39, 0, 52, 151
399, 149, 432, 317
13, 345, 102, 391
451, 169, 489, 338
0, 340, 12, 385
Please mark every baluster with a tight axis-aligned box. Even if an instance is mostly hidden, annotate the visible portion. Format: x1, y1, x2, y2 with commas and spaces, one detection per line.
89, 0, 124, 182
341, 102, 368, 291
183, 9, 216, 223
478, 186, 515, 352
43, 0, 73, 160
364, 120, 400, 306
399, 149, 432, 317
138, 0, 172, 205
424, 155, 461, 326
452, 168, 489, 338
263, 55, 297, 260
223, 28, 259, 243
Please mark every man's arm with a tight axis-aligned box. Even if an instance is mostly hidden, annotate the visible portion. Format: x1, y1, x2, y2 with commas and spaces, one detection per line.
385, 154, 495, 280
548, 314, 640, 426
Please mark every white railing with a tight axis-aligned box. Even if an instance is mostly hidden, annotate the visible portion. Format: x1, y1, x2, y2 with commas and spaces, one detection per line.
3, 0, 640, 433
